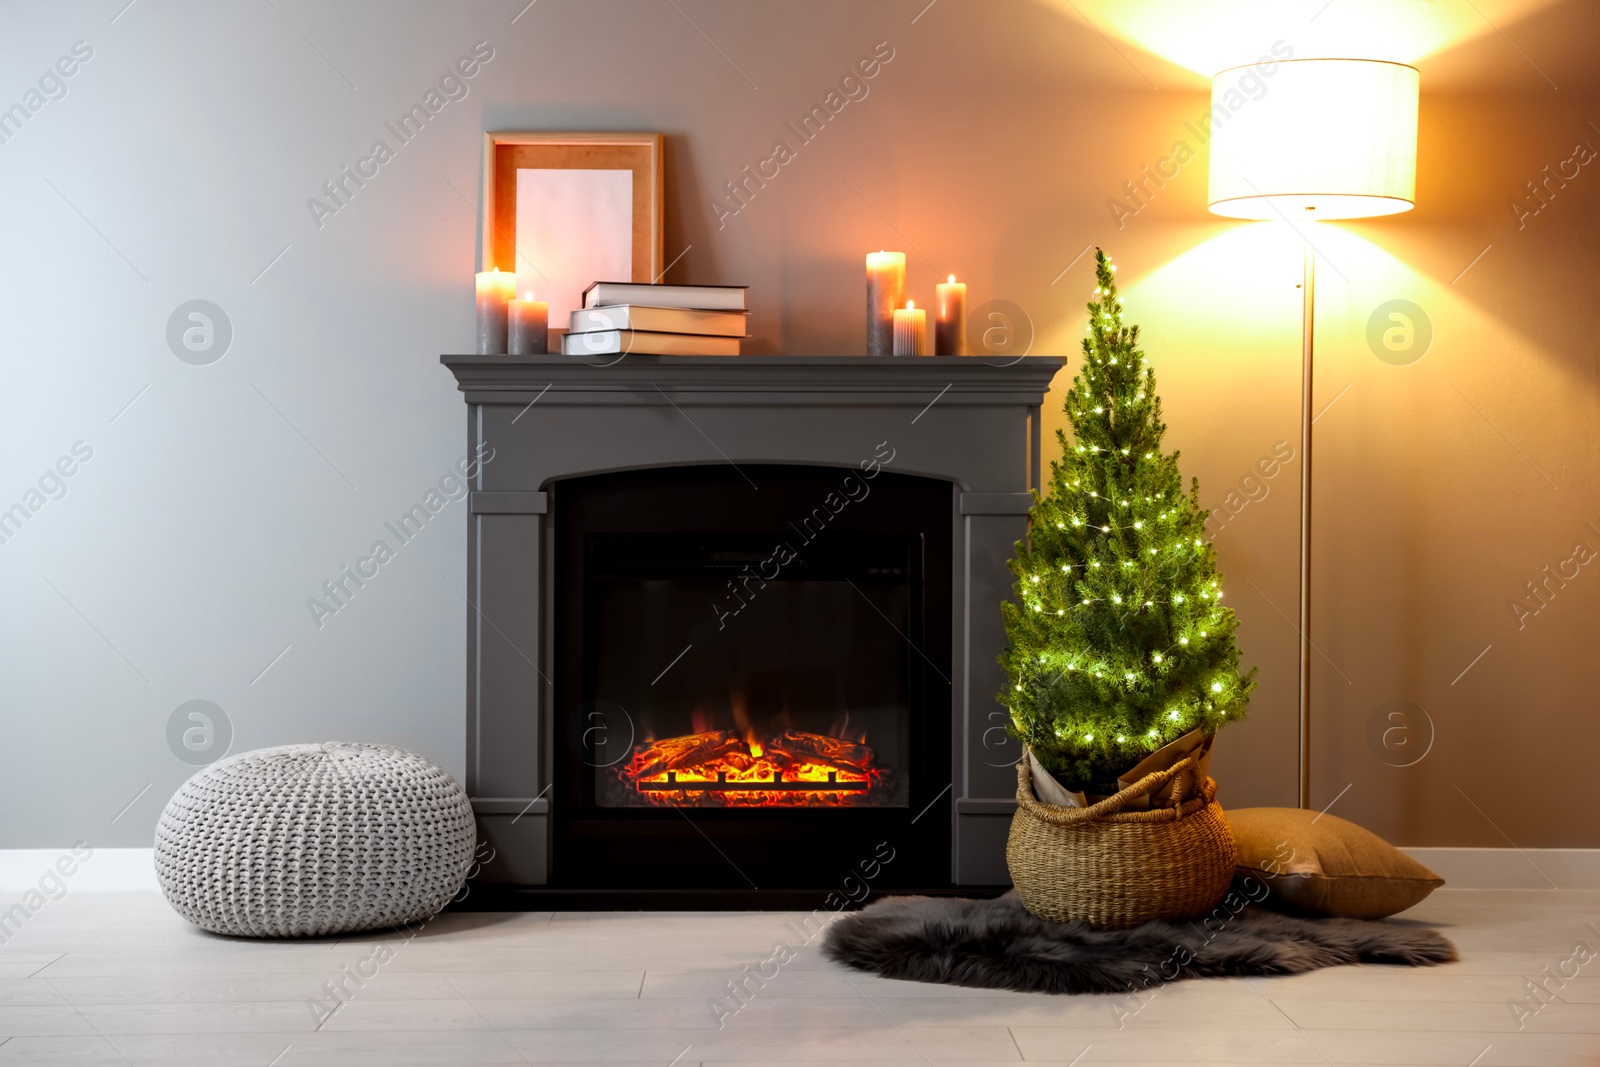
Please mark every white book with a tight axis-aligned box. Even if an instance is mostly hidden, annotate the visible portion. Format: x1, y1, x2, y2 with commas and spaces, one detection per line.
582, 281, 748, 311
562, 330, 742, 357
569, 305, 749, 338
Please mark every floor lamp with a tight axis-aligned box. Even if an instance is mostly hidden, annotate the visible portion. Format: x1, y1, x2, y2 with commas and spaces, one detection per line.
1205, 58, 1420, 808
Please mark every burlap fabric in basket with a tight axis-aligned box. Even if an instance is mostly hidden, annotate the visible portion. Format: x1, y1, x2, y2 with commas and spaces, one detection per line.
1007, 749, 1236, 928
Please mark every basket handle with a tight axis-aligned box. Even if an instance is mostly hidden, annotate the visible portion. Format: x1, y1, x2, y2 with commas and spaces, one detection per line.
1016, 747, 1208, 826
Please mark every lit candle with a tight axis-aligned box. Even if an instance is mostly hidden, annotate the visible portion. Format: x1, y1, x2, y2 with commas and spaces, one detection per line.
866, 251, 906, 356
475, 268, 516, 354
507, 291, 549, 355
892, 300, 927, 357
935, 274, 968, 356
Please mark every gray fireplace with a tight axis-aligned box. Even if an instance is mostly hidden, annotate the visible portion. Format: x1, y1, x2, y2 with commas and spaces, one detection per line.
440, 354, 1063, 893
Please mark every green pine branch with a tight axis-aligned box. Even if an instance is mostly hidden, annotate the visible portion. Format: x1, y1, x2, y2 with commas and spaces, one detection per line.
999, 248, 1256, 794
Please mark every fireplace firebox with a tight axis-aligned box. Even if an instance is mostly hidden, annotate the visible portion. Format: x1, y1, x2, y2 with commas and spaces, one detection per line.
440, 354, 1063, 901
585, 533, 913, 812
553, 464, 950, 888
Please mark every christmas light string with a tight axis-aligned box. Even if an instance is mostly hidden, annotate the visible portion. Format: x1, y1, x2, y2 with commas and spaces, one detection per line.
998, 249, 1257, 786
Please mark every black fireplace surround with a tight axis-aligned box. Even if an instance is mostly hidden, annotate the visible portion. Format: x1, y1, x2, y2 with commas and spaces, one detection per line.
555, 463, 951, 890
441, 355, 1061, 903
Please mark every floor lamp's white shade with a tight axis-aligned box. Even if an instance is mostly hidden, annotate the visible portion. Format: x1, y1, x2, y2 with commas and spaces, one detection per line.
1207, 58, 1419, 220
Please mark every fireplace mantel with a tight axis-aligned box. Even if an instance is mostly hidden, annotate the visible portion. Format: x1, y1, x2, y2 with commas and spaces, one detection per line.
441, 353, 1064, 889
442, 354, 1062, 406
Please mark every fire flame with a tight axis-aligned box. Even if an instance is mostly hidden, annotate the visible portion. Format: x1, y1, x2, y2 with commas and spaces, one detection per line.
618, 728, 885, 808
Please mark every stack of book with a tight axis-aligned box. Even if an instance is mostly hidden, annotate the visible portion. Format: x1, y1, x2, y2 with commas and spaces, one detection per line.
562, 282, 749, 356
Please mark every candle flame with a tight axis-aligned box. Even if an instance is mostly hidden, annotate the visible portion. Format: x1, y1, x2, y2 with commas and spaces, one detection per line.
524, 292, 532, 301
907, 300, 915, 310
948, 274, 956, 284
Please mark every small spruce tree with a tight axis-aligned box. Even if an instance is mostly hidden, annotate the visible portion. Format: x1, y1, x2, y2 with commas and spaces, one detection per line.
1000, 249, 1255, 794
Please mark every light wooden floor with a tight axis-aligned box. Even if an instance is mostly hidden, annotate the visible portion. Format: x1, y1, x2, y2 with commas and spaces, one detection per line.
0, 889, 1595, 1065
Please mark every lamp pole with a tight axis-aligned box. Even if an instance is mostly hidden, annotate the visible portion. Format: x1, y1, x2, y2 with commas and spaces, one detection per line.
1298, 221, 1315, 810
1205, 57, 1419, 811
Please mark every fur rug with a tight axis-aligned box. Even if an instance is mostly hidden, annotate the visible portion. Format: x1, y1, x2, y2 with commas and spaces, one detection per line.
821, 892, 1457, 995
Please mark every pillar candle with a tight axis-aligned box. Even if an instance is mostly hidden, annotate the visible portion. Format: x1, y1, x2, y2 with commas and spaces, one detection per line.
866, 251, 906, 356
507, 292, 549, 355
892, 301, 927, 357
475, 268, 516, 354
935, 274, 968, 356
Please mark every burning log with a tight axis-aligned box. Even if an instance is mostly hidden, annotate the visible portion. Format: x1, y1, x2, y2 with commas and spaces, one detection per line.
764, 730, 875, 773
628, 731, 752, 778
613, 725, 890, 809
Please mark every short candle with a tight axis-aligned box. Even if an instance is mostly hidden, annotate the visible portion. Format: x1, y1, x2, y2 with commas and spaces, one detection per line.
507, 291, 549, 355
892, 300, 927, 357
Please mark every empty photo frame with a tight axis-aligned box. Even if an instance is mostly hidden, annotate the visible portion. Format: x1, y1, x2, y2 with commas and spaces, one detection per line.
485, 132, 664, 327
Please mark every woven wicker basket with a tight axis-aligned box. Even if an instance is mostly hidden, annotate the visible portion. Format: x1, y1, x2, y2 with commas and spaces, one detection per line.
1006, 749, 1237, 928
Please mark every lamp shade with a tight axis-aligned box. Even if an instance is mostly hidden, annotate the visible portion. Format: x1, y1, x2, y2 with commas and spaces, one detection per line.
1207, 58, 1419, 221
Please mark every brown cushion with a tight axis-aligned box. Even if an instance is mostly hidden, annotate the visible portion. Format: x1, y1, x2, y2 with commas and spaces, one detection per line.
1228, 807, 1444, 920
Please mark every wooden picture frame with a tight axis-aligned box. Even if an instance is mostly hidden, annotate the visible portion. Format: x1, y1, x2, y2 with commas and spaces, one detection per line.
483, 131, 664, 326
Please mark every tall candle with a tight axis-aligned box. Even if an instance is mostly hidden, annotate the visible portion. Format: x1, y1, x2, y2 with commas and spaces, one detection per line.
507, 292, 549, 355
892, 300, 927, 357
475, 268, 516, 354
866, 251, 906, 356
935, 274, 968, 356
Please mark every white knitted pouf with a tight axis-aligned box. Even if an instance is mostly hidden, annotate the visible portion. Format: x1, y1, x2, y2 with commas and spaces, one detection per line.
155, 743, 476, 938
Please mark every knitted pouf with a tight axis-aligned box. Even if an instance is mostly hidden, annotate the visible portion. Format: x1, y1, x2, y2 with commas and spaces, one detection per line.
155, 743, 476, 938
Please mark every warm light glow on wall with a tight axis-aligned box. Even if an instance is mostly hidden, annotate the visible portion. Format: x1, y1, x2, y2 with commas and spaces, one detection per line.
1207, 59, 1419, 221
1040, 0, 1564, 80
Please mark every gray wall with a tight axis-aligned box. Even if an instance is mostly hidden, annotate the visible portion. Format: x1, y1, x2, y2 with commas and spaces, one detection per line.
2, 0, 1596, 849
